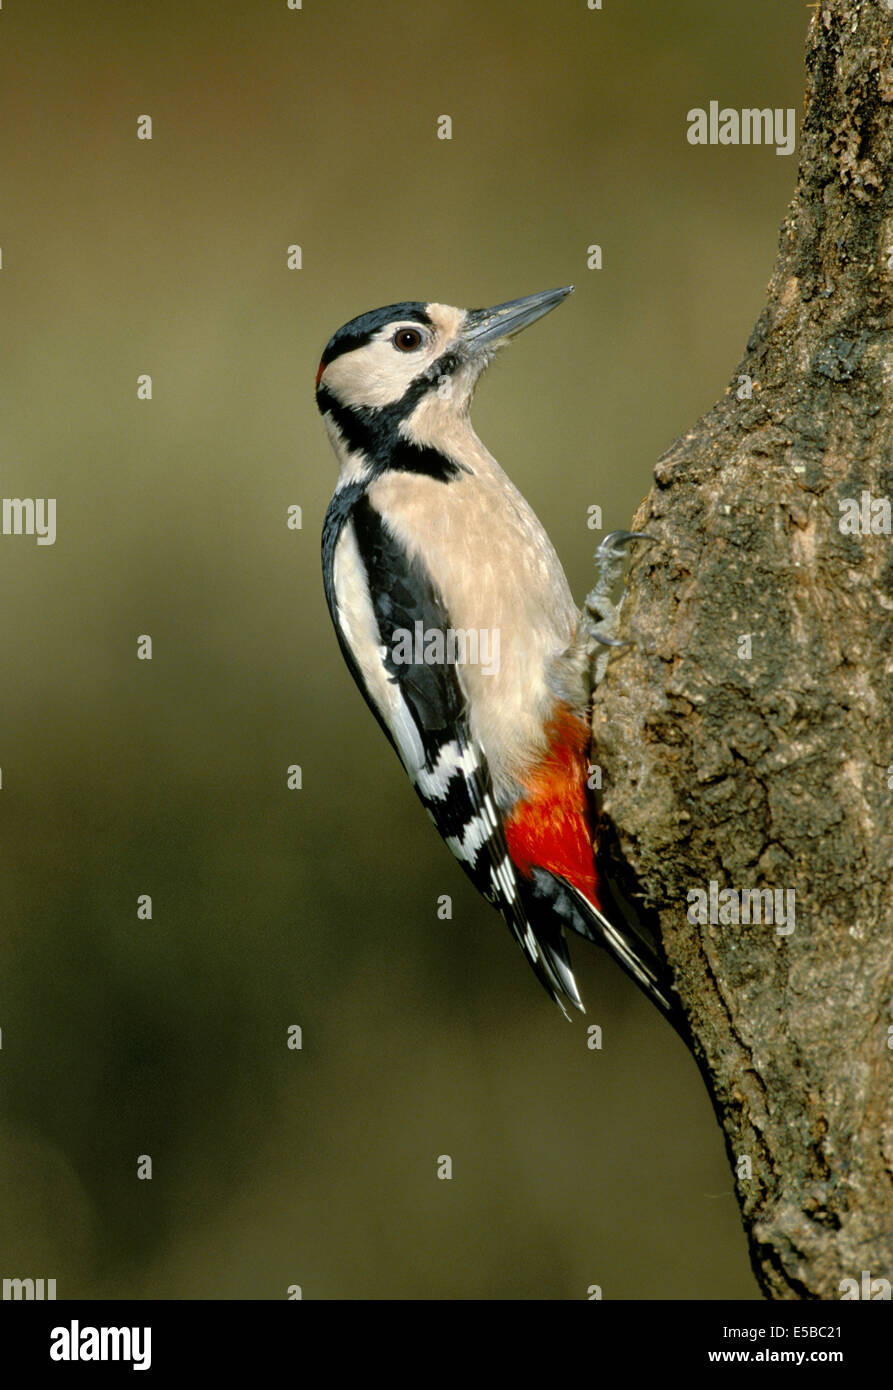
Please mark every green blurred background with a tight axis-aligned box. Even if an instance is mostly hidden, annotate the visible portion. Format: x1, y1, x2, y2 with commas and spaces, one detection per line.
0, 0, 807, 1299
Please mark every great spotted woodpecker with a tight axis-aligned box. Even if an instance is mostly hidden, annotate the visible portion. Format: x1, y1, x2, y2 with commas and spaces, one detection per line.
316, 287, 680, 1026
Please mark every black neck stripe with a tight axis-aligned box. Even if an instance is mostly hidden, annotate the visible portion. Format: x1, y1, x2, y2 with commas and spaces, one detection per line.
318, 350, 467, 482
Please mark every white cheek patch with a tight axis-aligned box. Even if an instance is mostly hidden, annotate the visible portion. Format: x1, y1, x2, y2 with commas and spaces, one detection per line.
323, 329, 442, 410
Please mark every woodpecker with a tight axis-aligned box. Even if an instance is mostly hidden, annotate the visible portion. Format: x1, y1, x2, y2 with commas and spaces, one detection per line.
316, 287, 681, 1027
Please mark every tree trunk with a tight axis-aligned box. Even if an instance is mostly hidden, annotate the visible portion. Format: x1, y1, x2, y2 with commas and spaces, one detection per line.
593, 0, 893, 1300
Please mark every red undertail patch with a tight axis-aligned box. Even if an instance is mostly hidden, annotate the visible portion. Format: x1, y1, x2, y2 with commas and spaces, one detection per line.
504, 704, 602, 911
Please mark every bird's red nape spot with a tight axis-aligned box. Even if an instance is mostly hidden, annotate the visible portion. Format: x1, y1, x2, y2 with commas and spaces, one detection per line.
315, 359, 326, 389
504, 704, 602, 910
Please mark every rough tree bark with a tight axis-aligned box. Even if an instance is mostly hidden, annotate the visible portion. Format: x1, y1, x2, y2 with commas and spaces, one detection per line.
593, 1, 893, 1300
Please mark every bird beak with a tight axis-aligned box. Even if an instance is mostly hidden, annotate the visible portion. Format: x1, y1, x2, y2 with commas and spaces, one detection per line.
463, 286, 574, 347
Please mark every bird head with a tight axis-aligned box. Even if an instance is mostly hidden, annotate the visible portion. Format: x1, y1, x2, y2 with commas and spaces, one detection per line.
315, 288, 573, 479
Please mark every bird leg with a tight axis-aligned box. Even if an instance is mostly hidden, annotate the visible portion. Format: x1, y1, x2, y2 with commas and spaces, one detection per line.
582, 530, 653, 684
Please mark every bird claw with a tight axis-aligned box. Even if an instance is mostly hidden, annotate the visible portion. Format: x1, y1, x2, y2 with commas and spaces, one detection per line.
594, 529, 654, 571
596, 528, 655, 553
583, 531, 654, 677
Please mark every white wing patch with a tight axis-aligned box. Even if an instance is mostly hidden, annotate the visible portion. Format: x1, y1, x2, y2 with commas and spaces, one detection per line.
332, 521, 426, 776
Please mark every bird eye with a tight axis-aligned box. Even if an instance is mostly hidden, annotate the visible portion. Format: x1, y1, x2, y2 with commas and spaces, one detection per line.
393, 328, 423, 352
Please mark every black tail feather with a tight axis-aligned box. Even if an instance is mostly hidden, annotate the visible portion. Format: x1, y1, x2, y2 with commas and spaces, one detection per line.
523, 866, 687, 1035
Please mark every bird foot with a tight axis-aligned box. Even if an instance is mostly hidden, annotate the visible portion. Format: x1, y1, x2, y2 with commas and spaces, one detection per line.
583, 530, 653, 682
